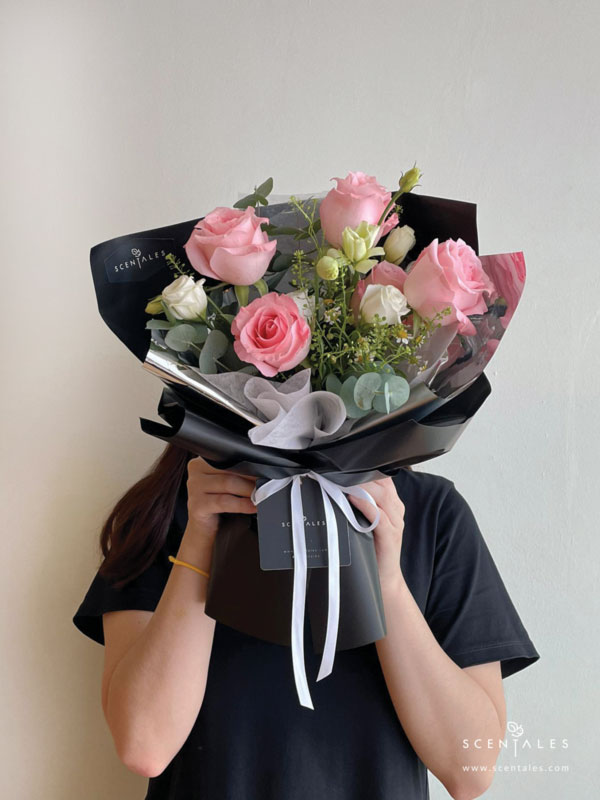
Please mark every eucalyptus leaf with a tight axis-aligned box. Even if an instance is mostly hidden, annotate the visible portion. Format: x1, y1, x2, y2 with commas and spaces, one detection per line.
255, 177, 273, 197
354, 373, 382, 410
220, 343, 247, 371
199, 329, 229, 374
233, 193, 256, 209
164, 323, 205, 352
373, 361, 395, 375
188, 322, 209, 342
373, 383, 391, 414
384, 375, 410, 409
325, 374, 343, 395
340, 377, 370, 419
145, 319, 174, 330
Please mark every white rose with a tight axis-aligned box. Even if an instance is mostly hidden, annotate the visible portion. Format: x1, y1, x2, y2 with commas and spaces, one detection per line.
162, 275, 207, 320
359, 283, 410, 325
383, 225, 416, 265
287, 289, 316, 320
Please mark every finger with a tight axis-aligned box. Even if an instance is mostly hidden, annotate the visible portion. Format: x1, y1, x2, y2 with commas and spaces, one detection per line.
355, 481, 399, 517
348, 494, 391, 529
198, 473, 257, 497
196, 493, 257, 515
365, 478, 405, 516
188, 456, 223, 475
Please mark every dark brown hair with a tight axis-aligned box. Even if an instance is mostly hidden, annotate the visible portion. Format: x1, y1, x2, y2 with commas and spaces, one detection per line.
98, 443, 412, 590
98, 444, 194, 590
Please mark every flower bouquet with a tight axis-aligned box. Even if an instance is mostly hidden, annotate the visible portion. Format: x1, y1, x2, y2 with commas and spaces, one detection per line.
90, 168, 526, 709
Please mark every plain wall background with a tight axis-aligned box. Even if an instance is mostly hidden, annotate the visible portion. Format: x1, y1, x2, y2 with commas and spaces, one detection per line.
2, 1, 598, 797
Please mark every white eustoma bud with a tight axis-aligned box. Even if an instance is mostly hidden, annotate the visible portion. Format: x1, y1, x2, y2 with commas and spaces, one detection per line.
359, 283, 410, 324
162, 275, 207, 320
316, 255, 339, 281
341, 220, 383, 263
383, 225, 416, 265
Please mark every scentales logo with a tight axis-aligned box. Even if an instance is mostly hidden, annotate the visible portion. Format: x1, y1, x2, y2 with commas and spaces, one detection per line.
461, 721, 570, 773
462, 721, 569, 756
281, 516, 327, 528
104, 238, 175, 283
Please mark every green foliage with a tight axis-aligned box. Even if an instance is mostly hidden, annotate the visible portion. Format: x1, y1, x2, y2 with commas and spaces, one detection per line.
164, 323, 208, 352
280, 194, 450, 416
234, 285, 249, 306
354, 373, 382, 410
145, 319, 174, 330
254, 279, 268, 296
160, 300, 179, 324
372, 374, 410, 413
270, 252, 295, 272
199, 329, 229, 373
165, 252, 195, 278
339, 376, 370, 419
326, 370, 411, 417
233, 177, 274, 209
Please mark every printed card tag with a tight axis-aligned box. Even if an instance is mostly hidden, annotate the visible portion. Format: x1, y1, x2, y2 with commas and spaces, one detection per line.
257, 478, 351, 571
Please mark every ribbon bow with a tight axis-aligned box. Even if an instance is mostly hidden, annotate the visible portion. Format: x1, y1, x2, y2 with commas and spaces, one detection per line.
252, 471, 379, 710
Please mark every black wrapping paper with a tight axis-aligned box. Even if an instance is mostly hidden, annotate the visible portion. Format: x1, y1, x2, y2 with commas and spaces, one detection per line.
138, 371, 490, 651
89, 191, 512, 654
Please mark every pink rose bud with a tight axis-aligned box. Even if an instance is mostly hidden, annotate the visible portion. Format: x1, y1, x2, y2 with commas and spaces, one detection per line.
184, 206, 277, 286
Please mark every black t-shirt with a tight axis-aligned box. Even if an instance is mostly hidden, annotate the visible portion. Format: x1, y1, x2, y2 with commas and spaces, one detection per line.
73, 468, 540, 800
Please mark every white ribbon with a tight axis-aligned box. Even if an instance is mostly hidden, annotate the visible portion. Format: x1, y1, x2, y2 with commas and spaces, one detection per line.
252, 472, 380, 710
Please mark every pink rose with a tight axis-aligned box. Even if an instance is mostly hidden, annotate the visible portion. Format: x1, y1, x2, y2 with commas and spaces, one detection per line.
184, 206, 277, 286
319, 171, 399, 248
231, 293, 311, 377
350, 260, 408, 320
403, 238, 496, 336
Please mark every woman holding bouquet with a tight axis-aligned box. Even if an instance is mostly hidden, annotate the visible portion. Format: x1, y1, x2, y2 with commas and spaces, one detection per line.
76, 168, 538, 798
73, 444, 539, 800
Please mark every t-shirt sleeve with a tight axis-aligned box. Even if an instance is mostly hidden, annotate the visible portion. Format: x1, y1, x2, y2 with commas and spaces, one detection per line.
72, 549, 171, 646
72, 484, 187, 646
424, 480, 540, 678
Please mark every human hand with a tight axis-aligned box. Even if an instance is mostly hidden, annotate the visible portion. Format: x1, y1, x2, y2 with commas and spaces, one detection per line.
349, 477, 406, 591
185, 455, 257, 542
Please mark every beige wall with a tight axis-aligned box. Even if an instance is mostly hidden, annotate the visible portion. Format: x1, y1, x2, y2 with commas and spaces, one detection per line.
2, 1, 598, 797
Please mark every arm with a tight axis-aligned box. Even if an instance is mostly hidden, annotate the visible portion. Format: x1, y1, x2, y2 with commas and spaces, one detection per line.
101, 457, 256, 778
350, 479, 506, 800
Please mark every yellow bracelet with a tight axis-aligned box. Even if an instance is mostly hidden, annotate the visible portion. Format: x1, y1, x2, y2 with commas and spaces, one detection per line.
168, 555, 210, 579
